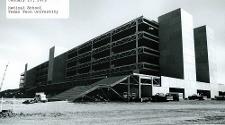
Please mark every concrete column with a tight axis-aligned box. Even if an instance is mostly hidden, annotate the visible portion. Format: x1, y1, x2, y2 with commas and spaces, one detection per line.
48, 46, 55, 83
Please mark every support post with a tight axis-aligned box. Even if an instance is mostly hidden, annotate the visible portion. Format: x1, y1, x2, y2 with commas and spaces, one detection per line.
151, 76, 154, 96
90, 40, 93, 76
138, 76, 142, 102
127, 76, 131, 102
135, 19, 139, 69
48, 46, 55, 84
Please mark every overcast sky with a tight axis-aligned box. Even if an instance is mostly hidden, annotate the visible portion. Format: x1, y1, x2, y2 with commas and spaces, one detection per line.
0, 0, 225, 90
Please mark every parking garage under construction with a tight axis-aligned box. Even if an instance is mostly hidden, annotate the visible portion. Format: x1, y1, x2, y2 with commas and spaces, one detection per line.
18, 8, 225, 102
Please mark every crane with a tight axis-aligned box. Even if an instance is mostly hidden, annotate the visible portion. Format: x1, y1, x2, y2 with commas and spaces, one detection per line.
0, 63, 9, 92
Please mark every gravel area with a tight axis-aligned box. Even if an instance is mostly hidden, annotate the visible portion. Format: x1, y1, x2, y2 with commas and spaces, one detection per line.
1, 99, 225, 125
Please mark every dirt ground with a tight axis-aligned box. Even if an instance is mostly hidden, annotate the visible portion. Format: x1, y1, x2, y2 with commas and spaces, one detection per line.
1, 99, 225, 125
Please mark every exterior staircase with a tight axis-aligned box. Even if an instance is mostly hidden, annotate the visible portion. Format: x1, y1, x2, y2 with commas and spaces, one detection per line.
51, 75, 129, 101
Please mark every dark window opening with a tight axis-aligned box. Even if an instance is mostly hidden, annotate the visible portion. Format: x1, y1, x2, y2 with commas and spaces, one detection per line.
112, 55, 136, 67
144, 32, 159, 41
138, 38, 159, 51
143, 64, 159, 71
68, 51, 77, 59
93, 50, 110, 60
112, 40, 136, 54
93, 37, 110, 49
93, 62, 110, 71
139, 54, 159, 65
79, 56, 91, 63
67, 60, 77, 68
138, 23, 158, 36
144, 48, 159, 56
66, 69, 76, 77
112, 27, 136, 41
78, 45, 92, 54
78, 66, 91, 74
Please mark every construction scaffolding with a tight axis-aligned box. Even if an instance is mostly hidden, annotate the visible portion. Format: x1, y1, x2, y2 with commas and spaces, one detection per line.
65, 16, 159, 82
21, 16, 160, 98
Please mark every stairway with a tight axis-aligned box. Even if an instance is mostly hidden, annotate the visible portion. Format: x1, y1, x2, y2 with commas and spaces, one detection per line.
51, 75, 129, 101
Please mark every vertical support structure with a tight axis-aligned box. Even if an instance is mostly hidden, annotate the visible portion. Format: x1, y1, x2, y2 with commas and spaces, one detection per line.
151, 76, 153, 86
127, 76, 131, 101
75, 49, 78, 75
19, 63, 28, 88
135, 19, 139, 71
24, 63, 28, 83
90, 40, 93, 76
138, 76, 142, 102
109, 31, 113, 75
48, 46, 55, 84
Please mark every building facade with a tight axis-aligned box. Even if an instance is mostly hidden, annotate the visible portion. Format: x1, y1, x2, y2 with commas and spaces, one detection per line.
20, 8, 224, 100
21, 16, 161, 97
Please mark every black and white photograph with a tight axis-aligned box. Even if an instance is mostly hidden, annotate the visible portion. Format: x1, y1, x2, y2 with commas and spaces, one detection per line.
0, 0, 225, 124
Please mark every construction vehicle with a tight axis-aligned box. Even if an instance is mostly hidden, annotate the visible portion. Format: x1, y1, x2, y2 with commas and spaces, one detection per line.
23, 92, 48, 104
151, 93, 179, 102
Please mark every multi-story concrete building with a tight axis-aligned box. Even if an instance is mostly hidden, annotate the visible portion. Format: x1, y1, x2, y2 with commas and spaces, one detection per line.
20, 8, 225, 101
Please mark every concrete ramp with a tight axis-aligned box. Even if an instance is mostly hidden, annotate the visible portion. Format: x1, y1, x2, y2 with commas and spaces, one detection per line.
51, 75, 129, 101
